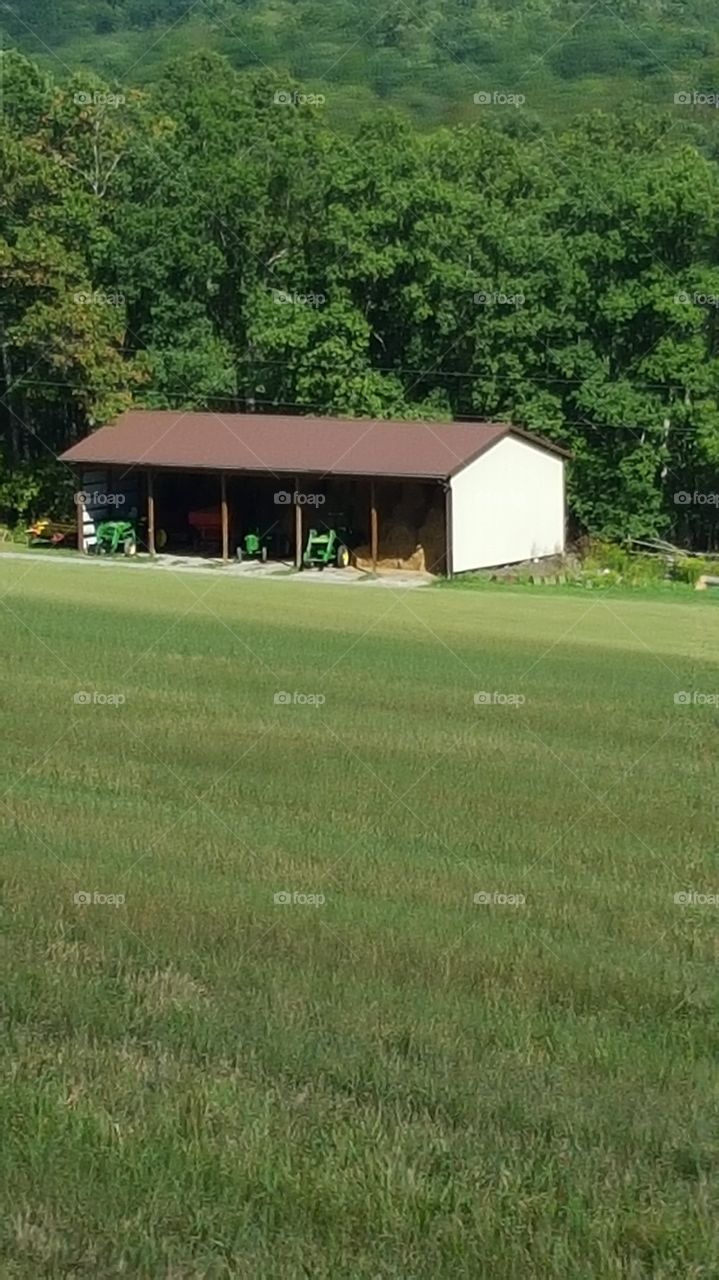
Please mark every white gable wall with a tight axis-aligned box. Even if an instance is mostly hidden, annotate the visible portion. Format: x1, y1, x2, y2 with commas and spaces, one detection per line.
450, 435, 565, 573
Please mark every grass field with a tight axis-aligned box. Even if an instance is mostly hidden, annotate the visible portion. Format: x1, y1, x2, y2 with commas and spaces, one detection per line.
0, 555, 717, 1278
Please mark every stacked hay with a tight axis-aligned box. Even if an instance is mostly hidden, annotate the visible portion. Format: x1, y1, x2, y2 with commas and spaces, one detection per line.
353, 488, 445, 574
353, 530, 423, 571
417, 505, 445, 574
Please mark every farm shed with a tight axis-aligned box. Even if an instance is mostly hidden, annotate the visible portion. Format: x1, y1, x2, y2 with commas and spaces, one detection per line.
59, 411, 568, 575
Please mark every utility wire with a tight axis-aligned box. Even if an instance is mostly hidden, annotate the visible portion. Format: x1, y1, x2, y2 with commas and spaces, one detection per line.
0, 376, 711, 434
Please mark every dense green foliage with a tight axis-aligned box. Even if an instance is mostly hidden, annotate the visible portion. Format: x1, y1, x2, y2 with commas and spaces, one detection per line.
0, 557, 717, 1276
2, 48, 719, 545
6, 0, 719, 126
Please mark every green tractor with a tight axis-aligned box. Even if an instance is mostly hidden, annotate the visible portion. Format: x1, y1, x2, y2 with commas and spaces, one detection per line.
236, 529, 268, 564
93, 520, 138, 556
302, 525, 351, 570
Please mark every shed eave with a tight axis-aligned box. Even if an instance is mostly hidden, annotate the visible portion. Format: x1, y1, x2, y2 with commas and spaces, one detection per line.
58, 455, 450, 482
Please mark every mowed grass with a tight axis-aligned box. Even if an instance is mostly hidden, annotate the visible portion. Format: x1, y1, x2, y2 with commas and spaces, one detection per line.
0, 556, 717, 1279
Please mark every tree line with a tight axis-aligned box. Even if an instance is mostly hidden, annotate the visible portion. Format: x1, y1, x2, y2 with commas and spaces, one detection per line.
6, 0, 719, 128
2, 49, 719, 547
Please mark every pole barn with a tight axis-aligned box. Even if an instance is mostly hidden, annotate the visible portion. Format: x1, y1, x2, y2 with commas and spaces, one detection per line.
60, 412, 568, 575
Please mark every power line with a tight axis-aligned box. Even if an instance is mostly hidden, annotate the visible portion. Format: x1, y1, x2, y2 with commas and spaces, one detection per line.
112, 348, 712, 394
0, 376, 712, 434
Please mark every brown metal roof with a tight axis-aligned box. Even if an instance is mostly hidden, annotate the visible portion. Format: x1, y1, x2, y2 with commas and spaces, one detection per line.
59, 411, 567, 480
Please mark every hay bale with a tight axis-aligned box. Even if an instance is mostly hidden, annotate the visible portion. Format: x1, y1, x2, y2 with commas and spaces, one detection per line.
417, 508, 445, 574
353, 493, 444, 573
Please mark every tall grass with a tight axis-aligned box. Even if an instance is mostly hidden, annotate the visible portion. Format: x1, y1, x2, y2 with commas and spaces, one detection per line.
0, 557, 716, 1277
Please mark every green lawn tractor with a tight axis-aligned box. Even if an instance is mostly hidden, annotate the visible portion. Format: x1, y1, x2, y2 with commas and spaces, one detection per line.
302, 525, 351, 570
93, 520, 138, 556
236, 529, 268, 564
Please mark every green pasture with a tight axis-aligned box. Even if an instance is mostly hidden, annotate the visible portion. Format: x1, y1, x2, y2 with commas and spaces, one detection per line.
0, 556, 716, 1278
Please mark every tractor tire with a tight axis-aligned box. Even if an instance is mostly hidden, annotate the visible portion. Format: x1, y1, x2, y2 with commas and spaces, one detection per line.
335, 543, 350, 569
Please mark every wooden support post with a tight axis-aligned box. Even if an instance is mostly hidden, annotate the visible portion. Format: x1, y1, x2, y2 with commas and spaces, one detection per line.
370, 480, 378, 572
444, 482, 453, 579
147, 469, 156, 557
220, 472, 229, 561
294, 476, 303, 569
75, 484, 85, 554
